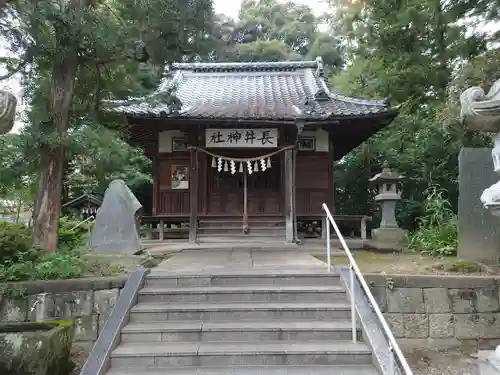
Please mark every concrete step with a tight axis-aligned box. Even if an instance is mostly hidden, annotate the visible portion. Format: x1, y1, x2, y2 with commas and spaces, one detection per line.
199, 219, 285, 227
129, 302, 352, 322
197, 227, 284, 235
137, 285, 346, 303
145, 271, 340, 288
197, 233, 285, 239
121, 320, 360, 343
199, 222, 285, 229
106, 365, 379, 375
110, 341, 373, 367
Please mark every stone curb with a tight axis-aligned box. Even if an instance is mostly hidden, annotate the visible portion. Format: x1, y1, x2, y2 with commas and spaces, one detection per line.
364, 273, 500, 289
0, 275, 128, 295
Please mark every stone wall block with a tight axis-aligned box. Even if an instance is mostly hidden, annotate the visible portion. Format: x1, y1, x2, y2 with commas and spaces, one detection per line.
454, 313, 500, 339
387, 287, 425, 313
0, 298, 28, 322
403, 314, 429, 338
424, 288, 451, 313
429, 314, 454, 338
26, 290, 95, 321
93, 288, 119, 321
74, 314, 99, 341
449, 289, 476, 313
476, 288, 500, 312
369, 286, 388, 312
385, 313, 404, 338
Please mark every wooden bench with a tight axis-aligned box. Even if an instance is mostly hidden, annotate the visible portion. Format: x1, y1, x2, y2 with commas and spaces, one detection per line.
332, 215, 371, 240
140, 215, 189, 240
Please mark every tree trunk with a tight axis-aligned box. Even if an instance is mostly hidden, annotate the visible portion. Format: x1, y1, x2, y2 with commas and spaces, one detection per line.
32, 39, 78, 252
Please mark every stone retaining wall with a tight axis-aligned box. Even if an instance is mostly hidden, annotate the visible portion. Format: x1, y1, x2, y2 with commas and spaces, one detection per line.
0, 276, 127, 345
366, 274, 500, 347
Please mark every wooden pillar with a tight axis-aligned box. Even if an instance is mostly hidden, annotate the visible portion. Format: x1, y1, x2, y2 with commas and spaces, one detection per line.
284, 148, 294, 243
189, 148, 199, 243
152, 156, 158, 215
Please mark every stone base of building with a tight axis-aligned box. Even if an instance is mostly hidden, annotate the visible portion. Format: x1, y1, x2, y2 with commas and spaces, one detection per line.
370, 227, 407, 251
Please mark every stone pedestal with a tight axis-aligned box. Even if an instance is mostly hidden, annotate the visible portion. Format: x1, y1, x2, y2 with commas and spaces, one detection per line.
478, 349, 500, 375
460, 79, 500, 262
371, 227, 407, 244
458, 148, 500, 262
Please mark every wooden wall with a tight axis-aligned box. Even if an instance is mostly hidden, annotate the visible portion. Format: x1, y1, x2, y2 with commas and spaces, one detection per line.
149, 125, 334, 218
155, 154, 191, 216
296, 151, 333, 217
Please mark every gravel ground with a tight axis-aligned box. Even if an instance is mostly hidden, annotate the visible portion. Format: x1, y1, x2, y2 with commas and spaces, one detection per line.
405, 347, 480, 375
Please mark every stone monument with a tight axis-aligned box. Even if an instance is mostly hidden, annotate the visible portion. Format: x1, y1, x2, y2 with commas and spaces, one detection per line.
459, 77, 500, 262
461, 77, 500, 374
369, 161, 406, 249
90, 179, 143, 254
0, 90, 17, 134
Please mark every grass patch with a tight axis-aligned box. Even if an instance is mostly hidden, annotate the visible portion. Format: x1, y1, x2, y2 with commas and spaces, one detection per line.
315, 251, 493, 275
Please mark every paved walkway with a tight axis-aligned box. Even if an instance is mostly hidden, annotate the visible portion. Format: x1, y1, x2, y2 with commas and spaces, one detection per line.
154, 249, 328, 273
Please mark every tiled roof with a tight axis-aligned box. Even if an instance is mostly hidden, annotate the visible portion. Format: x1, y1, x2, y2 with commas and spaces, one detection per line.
106, 57, 394, 120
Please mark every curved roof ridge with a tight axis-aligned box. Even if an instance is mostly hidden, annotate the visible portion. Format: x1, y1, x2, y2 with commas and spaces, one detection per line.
314, 72, 388, 107
171, 60, 319, 72
327, 89, 389, 107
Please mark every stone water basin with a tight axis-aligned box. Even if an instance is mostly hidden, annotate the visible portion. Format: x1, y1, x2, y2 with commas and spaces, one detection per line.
0, 319, 75, 375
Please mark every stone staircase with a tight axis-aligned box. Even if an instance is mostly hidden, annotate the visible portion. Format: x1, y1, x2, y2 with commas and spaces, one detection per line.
105, 269, 380, 375
197, 216, 285, 241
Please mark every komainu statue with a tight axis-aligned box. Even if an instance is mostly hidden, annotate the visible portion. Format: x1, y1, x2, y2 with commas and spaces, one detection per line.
0, 90, 17, 134
460, 78, 500, 132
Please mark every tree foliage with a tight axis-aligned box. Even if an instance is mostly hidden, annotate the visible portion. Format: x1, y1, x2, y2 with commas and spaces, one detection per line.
328, 0, 497, 234
0, 0, 214, 251
210, 0, 343, 69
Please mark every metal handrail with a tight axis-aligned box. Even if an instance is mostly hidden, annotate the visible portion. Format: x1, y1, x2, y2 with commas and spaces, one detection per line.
322, 203, 413, 375
69, 215, 95, 232
69, 215, 95, 247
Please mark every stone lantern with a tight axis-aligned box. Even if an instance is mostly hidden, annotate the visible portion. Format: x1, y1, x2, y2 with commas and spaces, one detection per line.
369, 161, 407, 248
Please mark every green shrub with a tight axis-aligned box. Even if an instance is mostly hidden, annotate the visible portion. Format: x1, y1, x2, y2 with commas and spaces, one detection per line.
0, 221, 33, 263
0, 216, 121, 283
407, 186, 457, 257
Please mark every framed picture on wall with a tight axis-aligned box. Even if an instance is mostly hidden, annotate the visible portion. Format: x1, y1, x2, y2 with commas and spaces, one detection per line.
298, 136, 315, 151
171, 165, 189, 189
172, 137, 187, 152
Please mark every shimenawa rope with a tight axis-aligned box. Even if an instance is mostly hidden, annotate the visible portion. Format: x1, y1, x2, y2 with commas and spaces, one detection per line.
187, 145, 294, 162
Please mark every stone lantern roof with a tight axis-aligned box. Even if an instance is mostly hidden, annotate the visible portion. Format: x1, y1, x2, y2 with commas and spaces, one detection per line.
369, 161, 404, 183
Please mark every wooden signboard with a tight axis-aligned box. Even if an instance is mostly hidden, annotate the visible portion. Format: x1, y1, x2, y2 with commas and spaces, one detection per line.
205, 128, 278, 148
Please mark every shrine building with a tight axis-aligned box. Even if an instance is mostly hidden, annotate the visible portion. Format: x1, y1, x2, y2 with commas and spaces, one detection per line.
107, 58, 398, 243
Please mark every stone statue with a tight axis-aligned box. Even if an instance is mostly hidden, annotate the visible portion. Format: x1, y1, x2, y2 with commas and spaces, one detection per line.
461, 77, 500, 215
460, 77, 500, 373
0, 90, 17, 134
461, 78, 500, 131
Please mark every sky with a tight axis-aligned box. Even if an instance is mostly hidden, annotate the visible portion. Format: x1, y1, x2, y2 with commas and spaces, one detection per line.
213, 0, 329, 19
